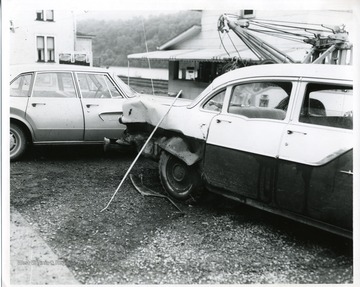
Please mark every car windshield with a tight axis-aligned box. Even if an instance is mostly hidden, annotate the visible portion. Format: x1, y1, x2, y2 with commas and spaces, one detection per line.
112, 73, 138, 98
188, 83, 213, 108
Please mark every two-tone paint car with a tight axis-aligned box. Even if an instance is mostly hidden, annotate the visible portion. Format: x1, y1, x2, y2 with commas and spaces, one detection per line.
116, 63, 353, 238
10, 64, 136, 161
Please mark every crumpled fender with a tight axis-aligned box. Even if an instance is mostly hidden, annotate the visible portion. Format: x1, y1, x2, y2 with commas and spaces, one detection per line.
158, 137, 200, 166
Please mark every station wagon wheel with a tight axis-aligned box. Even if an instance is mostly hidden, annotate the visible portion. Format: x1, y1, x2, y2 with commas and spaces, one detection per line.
159, 151, 200, 200
10, 123, 27, 161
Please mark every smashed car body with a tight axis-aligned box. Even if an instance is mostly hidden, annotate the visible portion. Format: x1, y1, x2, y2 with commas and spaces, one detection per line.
115, 64, 353, 238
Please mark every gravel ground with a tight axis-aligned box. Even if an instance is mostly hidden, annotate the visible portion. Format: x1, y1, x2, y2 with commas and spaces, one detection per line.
10, 145, 353, 284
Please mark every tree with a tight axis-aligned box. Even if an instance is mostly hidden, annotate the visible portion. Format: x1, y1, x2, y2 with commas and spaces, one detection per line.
77, 11, 201, 67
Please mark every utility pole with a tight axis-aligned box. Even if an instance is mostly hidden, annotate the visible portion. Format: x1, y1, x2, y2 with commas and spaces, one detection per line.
72, 11, 77, 51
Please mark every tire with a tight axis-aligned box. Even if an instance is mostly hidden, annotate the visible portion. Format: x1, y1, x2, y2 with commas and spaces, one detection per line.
10, 123, 27, 161
159, 151, 201, 200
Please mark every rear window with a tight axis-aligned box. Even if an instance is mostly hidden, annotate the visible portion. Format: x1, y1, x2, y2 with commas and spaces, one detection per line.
299, 83, 353, 130
10, 74, 32, 97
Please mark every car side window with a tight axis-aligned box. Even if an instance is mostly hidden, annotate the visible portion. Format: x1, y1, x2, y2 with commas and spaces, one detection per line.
77, 73, 123, 99
228, 82, 292, 120
202, 89, 226, 112
299, 83, 353, 130
32, 72, 76, 98
10, 74, 32, 97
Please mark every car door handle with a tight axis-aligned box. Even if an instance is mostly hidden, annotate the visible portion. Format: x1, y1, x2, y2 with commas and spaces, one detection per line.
216, 119, 232, 124
98, 111, 123, 121
86, 104, 99, 108
31, 102, 46, 107
287, 130, 307, 135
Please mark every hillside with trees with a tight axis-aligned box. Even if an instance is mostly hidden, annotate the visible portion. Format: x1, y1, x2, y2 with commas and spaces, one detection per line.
77, 11, 201, 68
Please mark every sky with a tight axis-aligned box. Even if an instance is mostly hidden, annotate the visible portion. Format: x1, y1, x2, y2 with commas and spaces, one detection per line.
5, 0, 358, 17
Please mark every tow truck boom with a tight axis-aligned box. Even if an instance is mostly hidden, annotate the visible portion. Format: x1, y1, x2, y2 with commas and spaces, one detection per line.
218, 14, 352, 65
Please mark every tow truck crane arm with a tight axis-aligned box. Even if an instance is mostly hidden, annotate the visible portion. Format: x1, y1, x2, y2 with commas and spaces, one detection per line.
218, 13, 352, 65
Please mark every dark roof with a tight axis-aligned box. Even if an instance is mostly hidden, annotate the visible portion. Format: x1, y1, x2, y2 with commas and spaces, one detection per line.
76, 32, 95, 38
158, 25, 201, 50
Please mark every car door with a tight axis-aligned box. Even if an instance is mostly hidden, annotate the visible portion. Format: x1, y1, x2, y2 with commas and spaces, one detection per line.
276, 79, 353, 230
204, 79, 297, 200
75, 72, 127, 141
25, 71, 84, 142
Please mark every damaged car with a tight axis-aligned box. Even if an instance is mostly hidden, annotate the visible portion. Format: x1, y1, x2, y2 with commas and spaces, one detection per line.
114, 64, 353, 238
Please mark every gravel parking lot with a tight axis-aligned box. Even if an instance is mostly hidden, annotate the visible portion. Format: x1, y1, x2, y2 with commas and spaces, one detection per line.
10, 146, 353, 284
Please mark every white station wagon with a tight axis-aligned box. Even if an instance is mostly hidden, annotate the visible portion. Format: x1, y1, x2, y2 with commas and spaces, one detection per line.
116, 63, 353, 238
10, 64, 135, 161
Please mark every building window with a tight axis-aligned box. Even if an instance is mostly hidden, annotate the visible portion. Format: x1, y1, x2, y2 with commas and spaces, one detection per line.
47, 37, 55, 62
36, 10, 44, 21
46, 10, 54, 21
240, 10, 255, 19
37, 36, 55, 62
37, 36, 45, 62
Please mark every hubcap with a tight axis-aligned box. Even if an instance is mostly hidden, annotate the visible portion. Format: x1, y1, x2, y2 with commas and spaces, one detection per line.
166, 156, 192, 193
172, 163, 186, 182
10, 131, 17, 151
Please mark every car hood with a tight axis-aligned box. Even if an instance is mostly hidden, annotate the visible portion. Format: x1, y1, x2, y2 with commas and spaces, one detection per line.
121, 95, 215, 140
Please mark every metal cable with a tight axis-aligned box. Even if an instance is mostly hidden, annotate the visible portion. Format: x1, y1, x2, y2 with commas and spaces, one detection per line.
250, 18, 336, 32
141, 18, 155, 95
249, 21, 314, 39
218, 30, 231, 57
226, 32, 245, 65
247, 28, 308, 43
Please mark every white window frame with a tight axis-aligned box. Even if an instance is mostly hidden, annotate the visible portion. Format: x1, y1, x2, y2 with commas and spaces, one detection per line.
36, 35, 56, 63
45, 10, 54, 21
240, 10, 256, 19
47, 37, 55, 62
36, 10, 54, 21
36, 36, 45, 62
36, 10, 44, 21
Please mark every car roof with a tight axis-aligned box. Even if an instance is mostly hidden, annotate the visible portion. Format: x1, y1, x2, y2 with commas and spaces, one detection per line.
211, 63, 353, 89
10, 64, 112, 79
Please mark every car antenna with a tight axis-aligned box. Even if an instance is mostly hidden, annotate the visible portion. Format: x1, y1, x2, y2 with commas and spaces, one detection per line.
142, 18, 155, 95
100, 90, 183, 212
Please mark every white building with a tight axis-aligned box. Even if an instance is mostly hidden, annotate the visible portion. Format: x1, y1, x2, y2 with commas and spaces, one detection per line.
10, 10, 93, 66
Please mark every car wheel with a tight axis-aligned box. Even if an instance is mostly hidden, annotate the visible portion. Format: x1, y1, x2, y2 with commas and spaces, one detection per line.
159, 151, 200, 200
10, 123, 27, 161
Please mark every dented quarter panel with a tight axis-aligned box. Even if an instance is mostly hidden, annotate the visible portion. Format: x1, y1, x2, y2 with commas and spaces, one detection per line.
158, 137, 201, 166
121, 96, 217, 140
